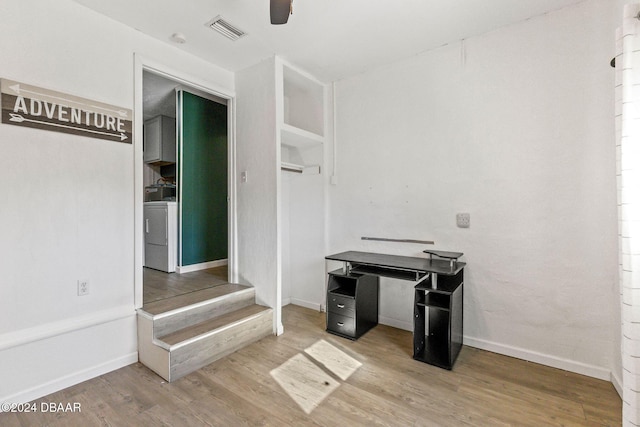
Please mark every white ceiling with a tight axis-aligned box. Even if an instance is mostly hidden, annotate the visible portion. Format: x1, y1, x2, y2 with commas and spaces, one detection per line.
73, 0, 586, 82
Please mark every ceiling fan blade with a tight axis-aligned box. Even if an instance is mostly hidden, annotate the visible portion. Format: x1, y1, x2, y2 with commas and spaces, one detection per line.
270, 0, 291, 25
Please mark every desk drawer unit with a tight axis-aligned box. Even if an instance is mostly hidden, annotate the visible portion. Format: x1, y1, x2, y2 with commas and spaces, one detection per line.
326, 313, 355, 337
327, 294, 355, 317
326, 270, 379, 340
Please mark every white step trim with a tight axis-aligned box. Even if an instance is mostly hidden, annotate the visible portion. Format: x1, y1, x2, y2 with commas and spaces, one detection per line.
137, 315, 170, 381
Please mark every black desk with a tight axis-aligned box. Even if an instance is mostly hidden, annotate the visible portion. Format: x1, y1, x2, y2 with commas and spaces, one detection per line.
325, 250, 465, 369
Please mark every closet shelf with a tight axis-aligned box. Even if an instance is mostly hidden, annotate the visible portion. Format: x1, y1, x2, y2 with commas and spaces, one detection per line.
281, 161, 320, 175
280, 123, 324, 149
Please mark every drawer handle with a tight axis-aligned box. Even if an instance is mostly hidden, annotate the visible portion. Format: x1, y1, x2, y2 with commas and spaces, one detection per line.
337, 304, 345, 309
337, 322, 344, 327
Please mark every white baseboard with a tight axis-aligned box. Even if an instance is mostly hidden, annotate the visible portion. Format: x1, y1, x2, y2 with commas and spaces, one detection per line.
177, 259, 228, 274
281, 297, 292, 306
0, 311, 137, 405
611, 371, 623, 398
3, 352, 138, 405
284, 304, 615, 384
290, 298, 322, 311
379, 316, 412, 332
463, 335, 611, 381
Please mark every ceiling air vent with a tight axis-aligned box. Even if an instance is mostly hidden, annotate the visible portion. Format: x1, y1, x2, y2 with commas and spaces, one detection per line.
206, 16, 247, 41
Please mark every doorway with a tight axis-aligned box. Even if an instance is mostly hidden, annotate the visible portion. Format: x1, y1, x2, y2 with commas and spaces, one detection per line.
137, 65, 235, 306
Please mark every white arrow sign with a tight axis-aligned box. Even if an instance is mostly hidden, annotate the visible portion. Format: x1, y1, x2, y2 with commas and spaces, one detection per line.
9, 113, 128, 141
2, 78, 132, 143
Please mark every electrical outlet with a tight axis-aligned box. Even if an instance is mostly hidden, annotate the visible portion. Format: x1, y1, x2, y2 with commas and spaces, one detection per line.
456, 213, 470, 228
77, 279, 90, 296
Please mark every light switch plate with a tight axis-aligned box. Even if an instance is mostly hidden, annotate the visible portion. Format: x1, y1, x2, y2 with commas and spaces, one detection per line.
456, 213, 470, 228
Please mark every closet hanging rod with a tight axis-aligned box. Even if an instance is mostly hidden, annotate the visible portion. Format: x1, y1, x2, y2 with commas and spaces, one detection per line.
361, 237, 435, 245
281, 166, 303, 173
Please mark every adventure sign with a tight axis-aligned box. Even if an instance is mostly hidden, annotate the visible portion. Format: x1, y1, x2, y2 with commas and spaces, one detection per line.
0, 79, 132, 143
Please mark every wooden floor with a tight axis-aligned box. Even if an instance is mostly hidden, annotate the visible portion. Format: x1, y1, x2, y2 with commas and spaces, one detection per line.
143, 265, 228, 304
1, 305, 621, 426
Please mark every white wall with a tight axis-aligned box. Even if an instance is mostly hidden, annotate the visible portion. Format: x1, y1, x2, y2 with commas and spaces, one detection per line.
329, 0, 618, 379
0, 0, 233, 403
285, 145, 326, 310
235, 57, 280, 332
612, 0, 626, 395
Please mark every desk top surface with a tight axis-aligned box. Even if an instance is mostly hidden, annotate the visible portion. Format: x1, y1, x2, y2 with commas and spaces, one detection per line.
326, 251, 465, 276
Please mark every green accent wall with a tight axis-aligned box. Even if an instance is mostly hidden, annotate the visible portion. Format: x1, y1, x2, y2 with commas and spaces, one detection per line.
180, 91, 228, 266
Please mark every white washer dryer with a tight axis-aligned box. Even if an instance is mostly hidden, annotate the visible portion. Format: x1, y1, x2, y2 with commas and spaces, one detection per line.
144, 201, 177, 273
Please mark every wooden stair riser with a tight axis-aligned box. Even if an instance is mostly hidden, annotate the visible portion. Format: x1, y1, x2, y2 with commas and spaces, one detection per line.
153, 288, 256, 337
169, 308, 273, 381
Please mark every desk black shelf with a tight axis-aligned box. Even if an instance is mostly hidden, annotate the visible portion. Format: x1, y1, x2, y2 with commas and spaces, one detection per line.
413, 269, 464, 370
326, 251, 464, 278
415, 291, 450, 310
349, 264, 427, 281
326, 250, 465, 370
413, 336, 451, 369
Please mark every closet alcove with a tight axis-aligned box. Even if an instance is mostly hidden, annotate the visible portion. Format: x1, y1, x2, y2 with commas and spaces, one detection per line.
236, 57, 329, 334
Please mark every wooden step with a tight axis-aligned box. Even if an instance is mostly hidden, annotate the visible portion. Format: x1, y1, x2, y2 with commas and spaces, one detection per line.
139, 284, 255, 337
141, 283, 252, 315
137, 285, 273, 382
166, 304, 273, 381
157, 304, 270, 347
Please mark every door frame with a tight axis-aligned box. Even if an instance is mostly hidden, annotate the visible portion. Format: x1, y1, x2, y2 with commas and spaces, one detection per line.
133, 54, 237, 308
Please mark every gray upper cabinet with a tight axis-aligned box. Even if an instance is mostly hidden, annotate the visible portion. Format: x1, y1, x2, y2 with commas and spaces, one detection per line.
144, 115, 176, 165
